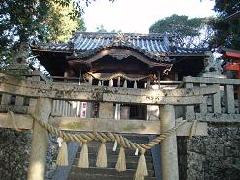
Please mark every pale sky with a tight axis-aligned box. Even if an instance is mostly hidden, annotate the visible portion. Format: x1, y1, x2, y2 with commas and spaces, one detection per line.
82, 0, 215, 33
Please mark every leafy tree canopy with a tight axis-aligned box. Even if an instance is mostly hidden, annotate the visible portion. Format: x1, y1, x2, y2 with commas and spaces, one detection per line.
211, 0, 240, 50
149, 14, 212, 48
96, 24, 121, 33
0, 0, 89, 66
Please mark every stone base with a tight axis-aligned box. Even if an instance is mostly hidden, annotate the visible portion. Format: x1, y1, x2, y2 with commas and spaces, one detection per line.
178, 125, 240, 180
0, 129, 58, 180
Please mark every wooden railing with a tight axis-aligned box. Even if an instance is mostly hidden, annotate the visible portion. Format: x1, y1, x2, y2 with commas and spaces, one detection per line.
49, 75, 182, 120
183, 76, 240, 120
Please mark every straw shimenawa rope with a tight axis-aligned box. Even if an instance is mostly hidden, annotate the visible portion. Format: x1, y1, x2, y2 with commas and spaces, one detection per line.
9, 111, 193, 179
30, 114, 187, 151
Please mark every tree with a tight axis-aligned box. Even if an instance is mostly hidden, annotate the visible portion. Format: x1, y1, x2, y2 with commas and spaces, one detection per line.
96, 24, 121, 33
96, 25, 108, 33
149, 14, 212, 48
0, 0, 87, 67
210, 0, 240, 50
46, 2, 86, 42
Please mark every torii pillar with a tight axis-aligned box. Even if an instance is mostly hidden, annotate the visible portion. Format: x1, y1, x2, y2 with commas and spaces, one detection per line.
160, 104, 179, 180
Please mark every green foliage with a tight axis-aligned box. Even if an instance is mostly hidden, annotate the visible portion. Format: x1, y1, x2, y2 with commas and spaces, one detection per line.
211, 0, 240, 49
0, 0, 86, 67
0, 0, 50, 66
46, 2, 86, 42
149, 14, 203, 36
96, 24, 121, 33
149, 14, 211, 48
96, 25, 108, 33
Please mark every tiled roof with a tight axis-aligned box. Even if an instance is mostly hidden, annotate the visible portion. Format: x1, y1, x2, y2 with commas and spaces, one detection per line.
70, 32, 170, 53
32, 32, 207, 57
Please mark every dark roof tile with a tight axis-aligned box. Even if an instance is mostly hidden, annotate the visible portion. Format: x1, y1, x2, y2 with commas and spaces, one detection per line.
31, 32, 207, 57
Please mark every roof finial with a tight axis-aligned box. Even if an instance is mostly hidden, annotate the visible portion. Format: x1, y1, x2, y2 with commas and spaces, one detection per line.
113, 33, 130, 46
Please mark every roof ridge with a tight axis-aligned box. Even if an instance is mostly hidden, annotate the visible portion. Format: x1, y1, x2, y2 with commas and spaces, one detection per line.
72, 31, 167, 39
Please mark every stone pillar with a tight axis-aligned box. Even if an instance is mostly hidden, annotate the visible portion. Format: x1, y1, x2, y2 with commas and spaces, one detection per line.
147, 84, 159, 121
185, 83, 195, 119
99, 103, 113, 119
159, 105, 179, 180
27, 98, 52, 180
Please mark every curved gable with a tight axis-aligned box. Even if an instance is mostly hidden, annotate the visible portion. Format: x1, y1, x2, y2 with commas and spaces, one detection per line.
68, 46, 171, 68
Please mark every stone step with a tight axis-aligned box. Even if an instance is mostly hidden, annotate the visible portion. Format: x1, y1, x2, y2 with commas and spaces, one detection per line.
73, 158, 154, 169
69, 172, 157, 180
68, 135, 156, 180
75, 152, 153, 162
70, 166, 155, 177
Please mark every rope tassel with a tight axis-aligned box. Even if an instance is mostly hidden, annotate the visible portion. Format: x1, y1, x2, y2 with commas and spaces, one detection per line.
134, 150, 148, 180
56, 138, 68, 166
96, 143, 107, 168
115, 146, 126, 172
77, 143, 89, 168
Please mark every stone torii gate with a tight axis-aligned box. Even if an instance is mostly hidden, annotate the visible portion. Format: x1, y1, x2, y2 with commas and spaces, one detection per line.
0, 72, 217, 180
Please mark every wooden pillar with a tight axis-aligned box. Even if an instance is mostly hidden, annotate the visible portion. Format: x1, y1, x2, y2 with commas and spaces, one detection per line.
27, 98, 52, 180
52, 100, 56, 115
159, 105, 179, 180
185, 83, 195, 119
99, 103, 113, 119
15, 96, 24, 106
27, 70, 40, 114
238, 86, 240, 113
56, 100, 61, 116
60, 101, 64, 116
65, 102, 68, 116
86, 102, 92, 118
212, 84, 221, 113
199, 84, 207, 114
1, 94, 11, 105
114, 104, 121, 120
68, 103, 71, 116
224, 84, 235, 113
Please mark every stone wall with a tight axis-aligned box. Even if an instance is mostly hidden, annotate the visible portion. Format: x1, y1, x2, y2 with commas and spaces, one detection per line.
178, 124, 240, 180
0, 129, 58, 180
0, 129, 31, 180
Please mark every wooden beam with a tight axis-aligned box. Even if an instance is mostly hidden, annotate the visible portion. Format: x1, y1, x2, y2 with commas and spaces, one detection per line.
195, 113, 240, 123
0, 104, 28, 113
52, 117, 161, 134
0, 113, 33, 129
51, 117, 208, 136
183, 76, 240, 85
103, 93, 205, 105
3, 112, 240, 130
0, 113, 208, 136
0, 73, 218, 105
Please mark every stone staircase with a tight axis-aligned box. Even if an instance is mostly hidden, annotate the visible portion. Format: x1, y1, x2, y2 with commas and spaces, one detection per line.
68, 135, 157, 180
